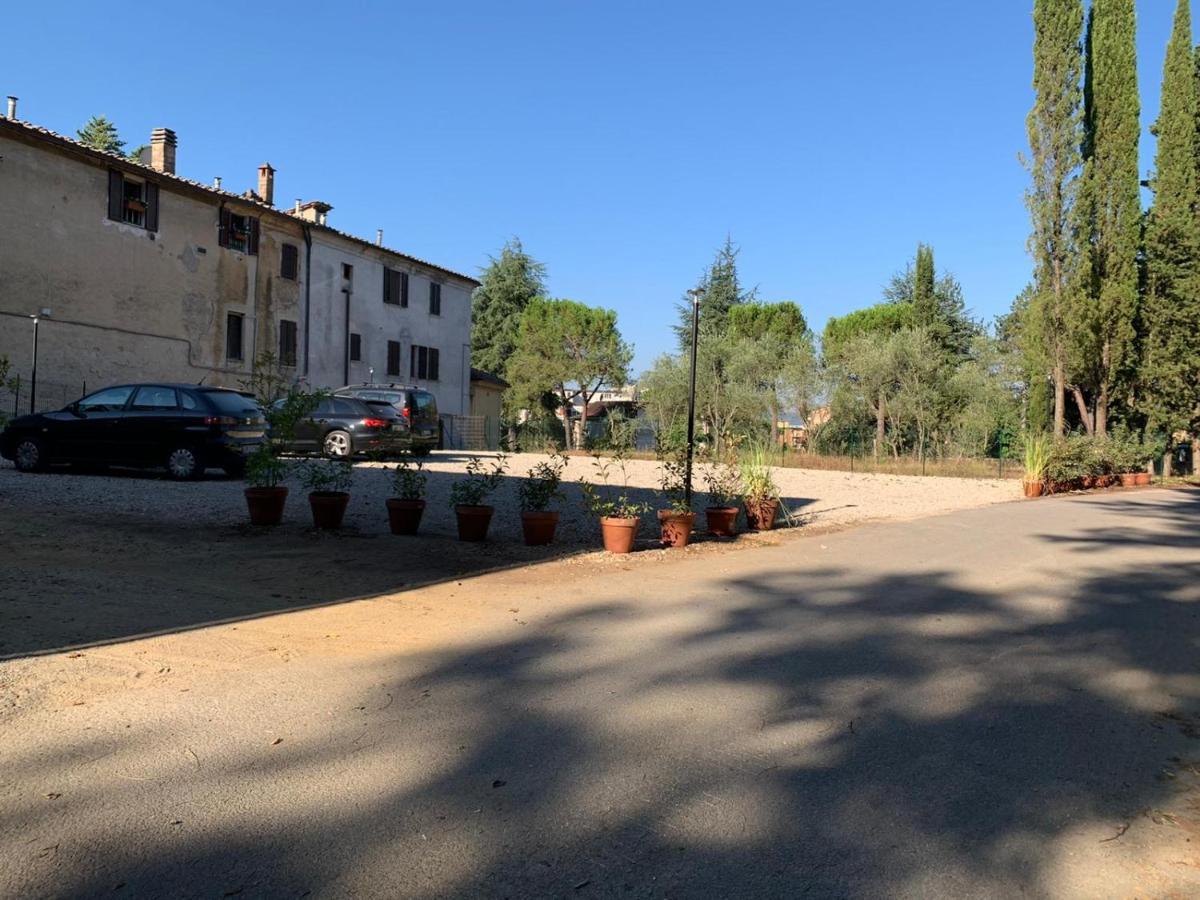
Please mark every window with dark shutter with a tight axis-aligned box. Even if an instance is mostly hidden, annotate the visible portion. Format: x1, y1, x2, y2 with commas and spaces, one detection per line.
226, 313, 244, 361
281, 243, 299, 280
387, 341, 401, 376
349, 333, 362, 362
428, 347, 440, 381
218, 207, 232, 248
144, 182, 160, 232
400, 272, 409, 308
429, 282, 441, 315
279, 320, 297, 367
384, 268, 403, 305
409, 345, 438, 380
107, 170, 124, 221
247, 217, 260, 255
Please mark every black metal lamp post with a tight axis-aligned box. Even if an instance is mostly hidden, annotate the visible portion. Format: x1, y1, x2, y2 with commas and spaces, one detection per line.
684, 288, 703, 507
29, 309, 50, 414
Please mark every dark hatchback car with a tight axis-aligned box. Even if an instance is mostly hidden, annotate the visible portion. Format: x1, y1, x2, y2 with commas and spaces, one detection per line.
279, 395, 406, 458
0, 383, 267, 479
333, 383, 439, 455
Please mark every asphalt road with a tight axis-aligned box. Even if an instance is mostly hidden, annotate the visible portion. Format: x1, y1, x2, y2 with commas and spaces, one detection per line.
2, 488, 1198, 899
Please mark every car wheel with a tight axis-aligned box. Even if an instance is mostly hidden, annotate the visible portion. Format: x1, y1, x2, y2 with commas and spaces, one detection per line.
166, 446, 204, 480
323, 430, 351, 458
13, 438, 46, 473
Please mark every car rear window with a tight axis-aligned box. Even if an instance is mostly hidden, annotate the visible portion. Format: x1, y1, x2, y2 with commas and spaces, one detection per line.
332, 398, 369, 416
350, 390, 405, 406
204, 391, 261, 416
414, 392, 436, 414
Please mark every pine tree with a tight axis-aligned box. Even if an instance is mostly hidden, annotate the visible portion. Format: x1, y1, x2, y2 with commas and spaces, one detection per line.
913, 244, 937, 328
1074, 0, 1140, 437
675, 237, 754, 349
76, 115, 125, 154
1025, 0, 1085, 438
1142, 0, 1200, 440
471, 238, 547, 379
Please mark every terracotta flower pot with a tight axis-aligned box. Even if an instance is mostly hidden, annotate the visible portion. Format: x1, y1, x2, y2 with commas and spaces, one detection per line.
599, 516, 639, 554
386, 498, 425, 535
1023, 480, 1044, 498
245, 486, 288, 526
705, 506, 739, 537
1081, 476, 1097, 490
657, 510, 696, 549
744, 497, 781, 531
1135, 471, 1152, 486
309, 491, 349, 529
1120, 472, 1138, 487
520, 510, 560, 546
455, 504, 494, 542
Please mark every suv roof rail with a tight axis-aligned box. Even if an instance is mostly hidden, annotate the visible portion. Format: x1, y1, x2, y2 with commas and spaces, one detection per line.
337, 382, 423, 392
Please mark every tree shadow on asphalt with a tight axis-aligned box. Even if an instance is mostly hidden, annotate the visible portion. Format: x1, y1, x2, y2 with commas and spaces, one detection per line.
12, 492, 1200, 898
0, 463, 819, 659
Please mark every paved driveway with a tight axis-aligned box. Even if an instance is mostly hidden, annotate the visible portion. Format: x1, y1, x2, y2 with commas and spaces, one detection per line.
2, 489, 1198, 898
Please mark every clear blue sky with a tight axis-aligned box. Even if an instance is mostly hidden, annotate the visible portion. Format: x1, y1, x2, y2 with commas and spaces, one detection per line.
3, 1, 1189, 374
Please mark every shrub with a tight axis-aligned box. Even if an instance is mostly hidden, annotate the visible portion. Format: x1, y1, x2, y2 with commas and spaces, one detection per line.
739, 445, 779, 504
389, 451, 427, 500
1045, 434, 1095, 484
518, 450, 568, 512
580, 447, 652, 519
298, 458, 354, 494
449, 455, 508, 507
1022, 433, 1051, 482
702, 449, 743, 508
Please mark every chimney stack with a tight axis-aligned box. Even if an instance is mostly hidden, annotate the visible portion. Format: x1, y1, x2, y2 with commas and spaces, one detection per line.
149, 128, 177, 175
294, 199, 302, 214
213, 176, 222, 189
296, 200, 332, 224
5, 96, 16, 119
257, 163, 275, 206
376, 229, 383, 246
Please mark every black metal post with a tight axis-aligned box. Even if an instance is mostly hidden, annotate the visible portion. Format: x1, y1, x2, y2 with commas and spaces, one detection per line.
29, 316, 39, 414
684, 293, 700, 507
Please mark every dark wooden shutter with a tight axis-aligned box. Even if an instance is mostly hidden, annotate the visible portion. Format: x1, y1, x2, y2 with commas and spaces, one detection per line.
144, 182, 160, 232
281, 244, 298, 279
218, 207, 231, 247
350, 333, 361, 361
247, 217, 260, 255
388, 341, 401, 376
400, 272, 409, 307
429, 348, 440, 381
107, 170, 124, 221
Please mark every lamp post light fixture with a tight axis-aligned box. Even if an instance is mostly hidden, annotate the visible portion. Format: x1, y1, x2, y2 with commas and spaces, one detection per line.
29, 308, 51, 415
684, 287, 703, 507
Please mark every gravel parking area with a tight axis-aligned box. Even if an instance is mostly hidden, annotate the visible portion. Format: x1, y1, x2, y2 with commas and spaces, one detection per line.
0, 452, 1020, 543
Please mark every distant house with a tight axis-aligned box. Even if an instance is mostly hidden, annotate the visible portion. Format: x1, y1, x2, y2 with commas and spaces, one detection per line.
466, 368, 508, 450
777, 406, 831, 450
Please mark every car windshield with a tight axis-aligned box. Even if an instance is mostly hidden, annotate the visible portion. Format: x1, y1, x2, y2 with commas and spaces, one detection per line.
205, 391, 261, 416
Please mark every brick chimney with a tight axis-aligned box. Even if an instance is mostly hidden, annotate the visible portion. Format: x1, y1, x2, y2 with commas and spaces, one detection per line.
296, 200, 332, 225
257, 163, 275, 206
149, 128, 176, 175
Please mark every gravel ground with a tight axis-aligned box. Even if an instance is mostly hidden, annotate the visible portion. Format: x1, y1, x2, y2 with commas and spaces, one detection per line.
0, 452, 1020, 543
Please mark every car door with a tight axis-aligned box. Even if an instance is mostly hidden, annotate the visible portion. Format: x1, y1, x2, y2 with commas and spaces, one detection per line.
119, 386, 181, 465
56, 386, 135, 461
291, 398, 331, 454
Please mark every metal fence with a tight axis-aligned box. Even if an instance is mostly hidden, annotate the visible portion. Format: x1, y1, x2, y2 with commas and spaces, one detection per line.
440, 415, 501, 452
1, 376, 89, 419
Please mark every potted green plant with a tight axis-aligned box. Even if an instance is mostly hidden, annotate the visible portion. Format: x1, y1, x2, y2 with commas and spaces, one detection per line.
655, 442, 695, 548
386, 450, 427, 535
299, 458, 354, 529
740, 446, 781, 531
244, 449, 291, 525
449, 455, 508, 541
241, 380, 321, 526
702, 451, 743, 537
1021, 433, 1050, 498
580, 449, 651, 554
518, 450, 568, 546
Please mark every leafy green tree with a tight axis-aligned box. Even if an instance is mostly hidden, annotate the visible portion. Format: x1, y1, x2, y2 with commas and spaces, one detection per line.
729, 301, 817, 443
1073, 0, 1140, 437
76, 115, 125, 154
882, 250, 977, 357
1024, 0, 1085, 438
675, 237, 755, 348
1141, 0, 1200, 441
471, 238, 547, 380
507, 298, 633, 450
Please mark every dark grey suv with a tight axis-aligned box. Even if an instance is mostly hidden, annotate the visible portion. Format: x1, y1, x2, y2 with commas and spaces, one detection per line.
333, 383, 439, 455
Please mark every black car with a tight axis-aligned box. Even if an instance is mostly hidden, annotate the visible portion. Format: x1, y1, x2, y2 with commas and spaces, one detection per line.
279, 395, 406, 458
0, 383, 267, 479
333, 383, 440, 455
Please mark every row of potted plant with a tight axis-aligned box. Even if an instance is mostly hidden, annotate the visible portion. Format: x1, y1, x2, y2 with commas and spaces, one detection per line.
1022, 432, 1156, 497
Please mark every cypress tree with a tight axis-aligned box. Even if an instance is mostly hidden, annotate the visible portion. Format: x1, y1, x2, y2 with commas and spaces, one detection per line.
471, 238, 547, 379
1142, 0, 1200, 440
1025, 0, 1085, 439
1076, 0, 1140, 437
913, 244, 937, 328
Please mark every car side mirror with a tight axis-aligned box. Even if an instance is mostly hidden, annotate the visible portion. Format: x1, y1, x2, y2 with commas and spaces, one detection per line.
69, 403, 84, 417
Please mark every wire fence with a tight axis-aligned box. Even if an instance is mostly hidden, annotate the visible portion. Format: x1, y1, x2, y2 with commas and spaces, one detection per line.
440, 415, 501, 452
1, 375, 89, 420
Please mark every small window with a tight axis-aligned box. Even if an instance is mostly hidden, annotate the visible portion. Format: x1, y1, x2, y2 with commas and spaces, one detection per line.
180, 391, 200, 411
429, 282, 442, 316
279, 320, 298, 367
281, 243, 299, 280
78, 386, 134, 412
219, 208, 259, 255
130, 386, 179, 410
342, 263, 354, 281
349, 333, 362, 362
383, 268, 409, 306
332, 398, 363, 416
226, 312, 244, 361
409, 344, 440, 381
107, 169, 159, 232
387, 340, 401, 376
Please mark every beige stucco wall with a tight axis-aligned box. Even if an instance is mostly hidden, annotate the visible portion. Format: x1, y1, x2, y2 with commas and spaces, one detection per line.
0, 131, 303, 408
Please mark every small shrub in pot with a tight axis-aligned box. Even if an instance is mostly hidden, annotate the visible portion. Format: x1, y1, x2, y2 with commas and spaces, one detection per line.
656, 441, 695, 548
241, 378, 322, 526
580, 449, 651, 554
517, 450, 568, 546
740, 445, 782, 531
1021, 433, 1050, 498
298, 458, 354, 529
386, 450, 427, 535
449, 454, 508, 541
702, 449, 743, 536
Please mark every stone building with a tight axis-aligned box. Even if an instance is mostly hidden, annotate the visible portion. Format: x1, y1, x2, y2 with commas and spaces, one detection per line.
0, 98, 478, 417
